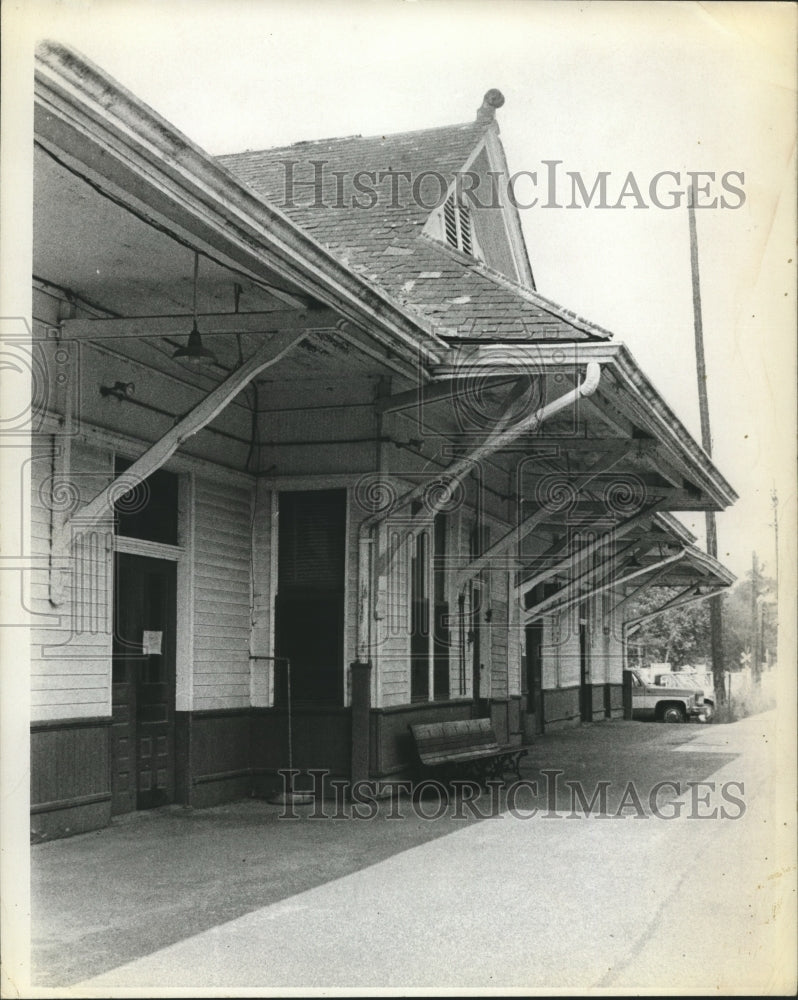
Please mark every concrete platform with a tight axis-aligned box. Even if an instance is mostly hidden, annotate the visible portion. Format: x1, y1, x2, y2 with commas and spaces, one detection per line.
27, 715, 796, 995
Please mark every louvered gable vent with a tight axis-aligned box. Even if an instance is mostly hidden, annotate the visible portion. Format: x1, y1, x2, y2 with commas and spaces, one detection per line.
443, 192, 475, 257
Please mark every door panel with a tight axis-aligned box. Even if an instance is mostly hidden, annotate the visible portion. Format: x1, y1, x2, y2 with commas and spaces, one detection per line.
112, 554, 176, 813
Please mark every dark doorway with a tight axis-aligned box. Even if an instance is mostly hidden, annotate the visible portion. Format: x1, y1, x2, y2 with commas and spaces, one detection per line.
579, 619, 592, 722
111, 554, 177, 814
525, 621, 544, 735
275, 489, 346, 704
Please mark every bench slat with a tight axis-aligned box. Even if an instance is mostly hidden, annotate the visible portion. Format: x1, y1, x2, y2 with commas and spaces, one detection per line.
409, 718, 528, 781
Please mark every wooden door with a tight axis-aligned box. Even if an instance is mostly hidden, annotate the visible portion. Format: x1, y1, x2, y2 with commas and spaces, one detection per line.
112, 553, 176, 813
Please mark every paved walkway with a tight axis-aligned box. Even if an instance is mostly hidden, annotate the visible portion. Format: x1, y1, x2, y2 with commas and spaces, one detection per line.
29, 714, 796, 995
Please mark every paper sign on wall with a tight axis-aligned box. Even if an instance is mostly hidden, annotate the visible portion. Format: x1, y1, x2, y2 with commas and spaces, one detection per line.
142, 630, 163, 656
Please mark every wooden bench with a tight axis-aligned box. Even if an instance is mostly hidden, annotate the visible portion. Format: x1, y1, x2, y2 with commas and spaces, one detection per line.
408, 718, 529, 785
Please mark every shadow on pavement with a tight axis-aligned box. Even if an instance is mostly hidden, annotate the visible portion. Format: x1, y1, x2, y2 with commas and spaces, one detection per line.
32, 720, 738, 987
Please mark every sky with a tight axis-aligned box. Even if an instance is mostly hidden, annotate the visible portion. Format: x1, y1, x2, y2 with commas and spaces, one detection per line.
4, 0, 796, 584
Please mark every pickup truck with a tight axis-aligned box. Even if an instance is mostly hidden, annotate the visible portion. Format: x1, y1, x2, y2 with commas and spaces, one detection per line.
652, 671, 715, 722
629, 668, 705, 723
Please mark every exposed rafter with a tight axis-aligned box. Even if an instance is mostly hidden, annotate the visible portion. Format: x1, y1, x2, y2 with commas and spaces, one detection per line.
517, 504, 661, 597
59, 308, 339, 341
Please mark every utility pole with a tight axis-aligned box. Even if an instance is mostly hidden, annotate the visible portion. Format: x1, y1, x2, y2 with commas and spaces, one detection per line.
688, 188, 726, 707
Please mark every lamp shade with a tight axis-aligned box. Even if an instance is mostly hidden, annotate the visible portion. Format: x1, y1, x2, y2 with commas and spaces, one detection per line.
172, 322, 217, 366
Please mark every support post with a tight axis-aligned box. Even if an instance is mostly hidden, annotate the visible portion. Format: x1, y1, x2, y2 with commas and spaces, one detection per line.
350, 661, 372, 789
622, 667, 633, 720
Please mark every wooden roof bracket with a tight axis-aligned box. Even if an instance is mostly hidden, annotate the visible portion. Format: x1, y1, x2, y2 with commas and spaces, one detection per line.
454, 445, 633, 590
515, 502, 661, 600
356, 362, 602, 662
49, 329, 308, 603
607, 560, 680, 620
522, 547, 688, 623
625, 583, 729, 634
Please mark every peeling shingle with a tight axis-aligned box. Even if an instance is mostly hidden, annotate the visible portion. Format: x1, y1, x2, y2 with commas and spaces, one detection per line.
218, 123, 611, 344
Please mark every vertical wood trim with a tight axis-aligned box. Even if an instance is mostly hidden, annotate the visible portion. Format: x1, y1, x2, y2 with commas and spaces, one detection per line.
373, 518, 386, 709
249, 481, 272, 706
343, 485, 352, 707
482, 533, 493, 701
452, 508, 464, 698
268, 489, 279, 706
176, 472, 194, 712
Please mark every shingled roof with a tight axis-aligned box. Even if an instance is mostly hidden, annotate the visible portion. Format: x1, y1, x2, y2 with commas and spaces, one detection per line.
218, 112, 611, 343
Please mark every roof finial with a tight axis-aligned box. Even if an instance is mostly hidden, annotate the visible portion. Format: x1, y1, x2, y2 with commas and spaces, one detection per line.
476, 88, 505, 123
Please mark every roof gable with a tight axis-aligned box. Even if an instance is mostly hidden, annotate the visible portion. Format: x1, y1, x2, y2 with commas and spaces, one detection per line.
218, 104, 610, 344
218, 120, 487, 232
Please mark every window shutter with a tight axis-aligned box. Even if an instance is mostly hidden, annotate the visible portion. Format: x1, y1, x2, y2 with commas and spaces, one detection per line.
278, 489, 346, 591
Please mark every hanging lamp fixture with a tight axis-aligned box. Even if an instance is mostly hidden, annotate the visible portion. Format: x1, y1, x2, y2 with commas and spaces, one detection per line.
172, 252, 217, 366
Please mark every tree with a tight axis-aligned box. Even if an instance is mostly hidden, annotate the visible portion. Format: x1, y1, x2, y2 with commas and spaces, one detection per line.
626, 587, 711, 668
625, 557, 777, 672
721, 563, 777, 670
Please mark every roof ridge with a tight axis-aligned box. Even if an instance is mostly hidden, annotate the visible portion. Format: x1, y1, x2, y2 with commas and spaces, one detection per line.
217, 119, 488, 161
418, 234, 614, 341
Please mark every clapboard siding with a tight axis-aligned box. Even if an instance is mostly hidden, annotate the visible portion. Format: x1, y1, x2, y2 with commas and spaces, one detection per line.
552, 612, 581, 689
30, 437, 114, 722
192, 477, 253, 711
490, 586, 509, 700
375, 522, 411, 707
31, 660, 111, 676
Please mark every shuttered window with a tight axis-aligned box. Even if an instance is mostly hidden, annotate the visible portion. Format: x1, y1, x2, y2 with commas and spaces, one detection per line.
278, 489, 346, 590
